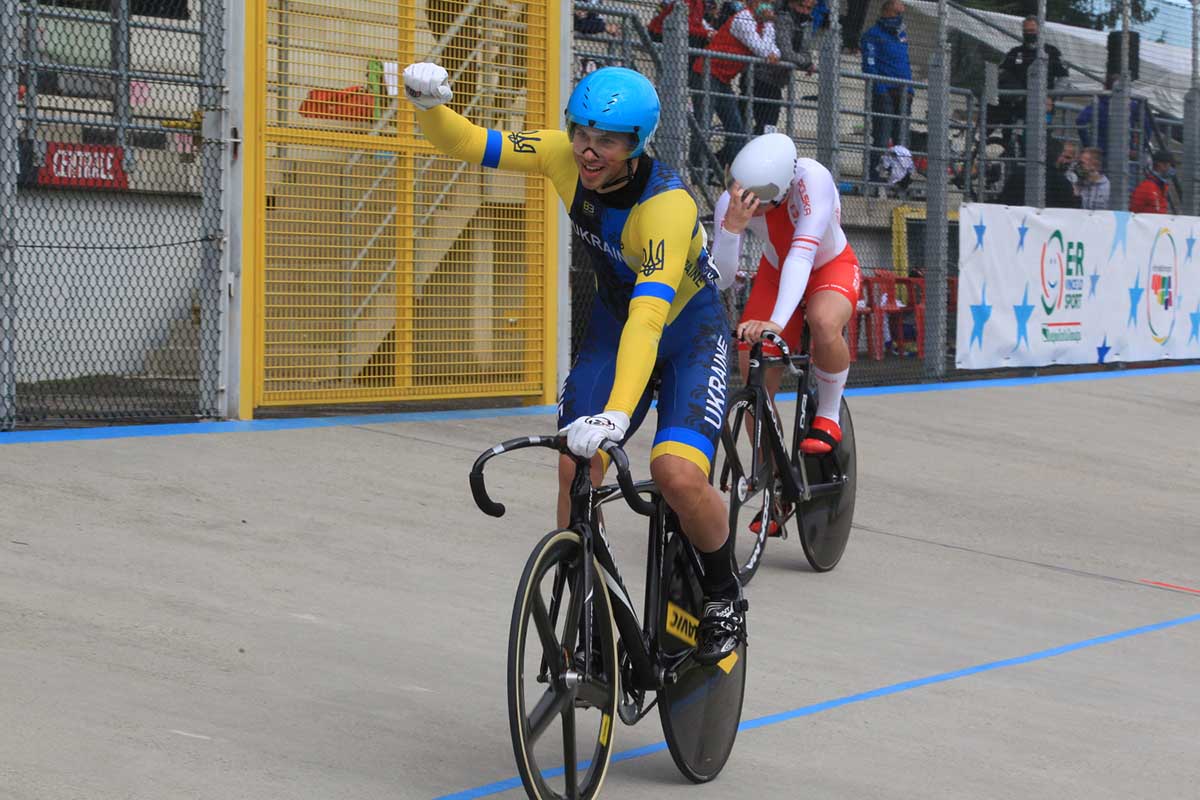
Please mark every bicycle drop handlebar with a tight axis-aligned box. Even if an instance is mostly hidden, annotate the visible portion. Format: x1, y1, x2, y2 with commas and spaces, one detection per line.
737, 328, 806, 376
469, 435, 656, 518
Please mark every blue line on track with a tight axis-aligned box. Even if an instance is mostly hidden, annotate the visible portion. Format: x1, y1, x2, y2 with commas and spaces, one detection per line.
431, 611, 1200, 800
3, 364, 1198, 445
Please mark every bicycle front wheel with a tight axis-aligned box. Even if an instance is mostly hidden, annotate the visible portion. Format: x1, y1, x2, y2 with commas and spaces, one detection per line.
509, 529, 620, 800
796, 398, 857, 572
716, 391, 775, 584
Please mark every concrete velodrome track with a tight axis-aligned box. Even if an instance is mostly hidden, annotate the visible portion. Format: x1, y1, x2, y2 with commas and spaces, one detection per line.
2, 369, 1199, 800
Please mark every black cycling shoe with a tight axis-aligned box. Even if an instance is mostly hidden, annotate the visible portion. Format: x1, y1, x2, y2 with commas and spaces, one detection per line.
693, 595, 748, 666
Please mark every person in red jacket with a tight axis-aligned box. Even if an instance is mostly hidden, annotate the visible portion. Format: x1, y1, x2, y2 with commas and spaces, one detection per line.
648, 0, 716, 47
689, 2, 780, 169
1129, 151, 1176, 215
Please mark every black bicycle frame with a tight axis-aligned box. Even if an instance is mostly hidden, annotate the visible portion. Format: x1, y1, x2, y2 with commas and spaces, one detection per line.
738, 335, 847, 506
470, 436, 695, 698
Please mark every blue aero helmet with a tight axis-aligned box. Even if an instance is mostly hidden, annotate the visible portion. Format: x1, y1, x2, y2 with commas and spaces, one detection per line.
565, 67, 660, 157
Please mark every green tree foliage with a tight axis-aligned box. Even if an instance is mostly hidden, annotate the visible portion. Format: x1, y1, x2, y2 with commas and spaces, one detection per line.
957, 0, 1157, 30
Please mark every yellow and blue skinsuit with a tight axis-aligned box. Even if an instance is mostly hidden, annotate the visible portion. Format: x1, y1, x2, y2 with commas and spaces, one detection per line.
415, 106, 730, 473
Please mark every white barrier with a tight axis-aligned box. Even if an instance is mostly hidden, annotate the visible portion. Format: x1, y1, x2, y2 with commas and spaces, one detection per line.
957, 204, 1200, 369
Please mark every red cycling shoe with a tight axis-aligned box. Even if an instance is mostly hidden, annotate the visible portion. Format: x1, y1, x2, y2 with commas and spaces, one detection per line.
800, 416, 842, 455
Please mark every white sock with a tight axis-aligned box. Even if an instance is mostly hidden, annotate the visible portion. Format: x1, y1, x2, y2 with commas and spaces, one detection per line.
812, 366, 848, 425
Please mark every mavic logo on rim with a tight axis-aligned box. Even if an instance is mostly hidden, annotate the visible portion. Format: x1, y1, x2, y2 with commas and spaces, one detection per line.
665, 602, 698, 646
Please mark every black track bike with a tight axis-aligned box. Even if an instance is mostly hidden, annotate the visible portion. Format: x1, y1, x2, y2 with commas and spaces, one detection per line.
715, 330, 857, 582
470, 437, 747, 800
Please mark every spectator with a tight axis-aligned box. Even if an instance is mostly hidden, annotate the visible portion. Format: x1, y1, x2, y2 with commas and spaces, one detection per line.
690, 1, 780, 168
861, 0, 912, 186
751, 0, 815, 135
811, 0, 830, 30
1129, 151, 1176, 214
648, 0, 716, 48
1046, 139, 1080, 209
1075, 74, 1155, 166
842, 0, 869, 54
995, 16, 1068, 142
1066, 146, 1111, 210
574, 6, 620, 37
995, 139, 1080, 209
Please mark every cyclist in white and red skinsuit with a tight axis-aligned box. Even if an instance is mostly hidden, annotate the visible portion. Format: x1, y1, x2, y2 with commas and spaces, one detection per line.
710, 133, 860, 456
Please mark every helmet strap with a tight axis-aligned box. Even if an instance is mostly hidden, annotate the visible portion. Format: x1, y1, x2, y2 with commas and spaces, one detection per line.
598, 156, 638, 191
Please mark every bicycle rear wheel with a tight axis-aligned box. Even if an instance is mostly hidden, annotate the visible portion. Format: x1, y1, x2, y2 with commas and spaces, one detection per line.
509, 529, 620, 800
657, 535, 747, 783
715, 392, 775, 584
796, 398, 857, 572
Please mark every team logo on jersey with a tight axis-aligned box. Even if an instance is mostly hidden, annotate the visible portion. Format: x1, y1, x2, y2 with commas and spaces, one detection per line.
507, 131, 540, 154
582, 200, 596, 216
641, 238, 665, 276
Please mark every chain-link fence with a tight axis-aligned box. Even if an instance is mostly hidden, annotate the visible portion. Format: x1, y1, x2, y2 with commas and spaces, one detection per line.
2, 0, 227, 429
569, 0, 1199, 388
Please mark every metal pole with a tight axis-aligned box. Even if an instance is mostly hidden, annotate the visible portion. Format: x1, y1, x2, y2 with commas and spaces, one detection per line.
1024, 0, 1047, 208
113, 0, 131, 149
817, 0, 841, 179
1182, 0, 1200, 215
923, 0, 950, 379
659, 0, 689, 172
1108, 0, 1132, 210
199, 0, 226, 417
1, 0, 17, 428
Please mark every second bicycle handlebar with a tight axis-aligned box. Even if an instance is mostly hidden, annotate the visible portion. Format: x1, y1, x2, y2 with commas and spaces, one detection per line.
469, 435, 656, 518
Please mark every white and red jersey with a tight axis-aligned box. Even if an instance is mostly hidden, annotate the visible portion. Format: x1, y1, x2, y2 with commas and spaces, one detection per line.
711, 157, 849, 327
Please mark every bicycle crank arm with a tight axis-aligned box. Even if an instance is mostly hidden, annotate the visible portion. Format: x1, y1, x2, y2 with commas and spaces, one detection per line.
806, 475, 848, 498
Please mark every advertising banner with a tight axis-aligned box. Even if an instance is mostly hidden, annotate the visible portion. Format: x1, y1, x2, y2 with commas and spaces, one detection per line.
956, 204, 1200, 368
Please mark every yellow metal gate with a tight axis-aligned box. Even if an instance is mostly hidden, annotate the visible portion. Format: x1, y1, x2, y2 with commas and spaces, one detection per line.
245, 0, 559, 408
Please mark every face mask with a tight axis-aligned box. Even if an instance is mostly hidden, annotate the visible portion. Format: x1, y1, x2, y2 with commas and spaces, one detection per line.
1023, 32, 1038, 46
880, 15, 902, 30
1045, 112, 1053, 125
1157, 167, 1176, 180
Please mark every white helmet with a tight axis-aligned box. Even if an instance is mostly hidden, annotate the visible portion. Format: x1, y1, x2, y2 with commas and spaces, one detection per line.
729, 133, 797, 204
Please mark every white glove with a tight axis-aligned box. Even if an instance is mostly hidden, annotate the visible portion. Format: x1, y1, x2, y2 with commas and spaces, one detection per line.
561, 411, 630, 459
402, 62, 453, 110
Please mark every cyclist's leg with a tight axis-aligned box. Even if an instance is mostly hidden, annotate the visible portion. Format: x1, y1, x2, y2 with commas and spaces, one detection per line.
799, 245, 861, 453
652, 311, 744, 664
556, 299, 654, 526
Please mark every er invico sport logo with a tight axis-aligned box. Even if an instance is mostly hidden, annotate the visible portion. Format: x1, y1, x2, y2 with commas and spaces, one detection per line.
1039, 229, 1084, 344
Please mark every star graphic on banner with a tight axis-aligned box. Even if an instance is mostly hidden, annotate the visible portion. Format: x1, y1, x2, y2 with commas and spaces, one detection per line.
1013, 284, 1035, 350
973, 219, 987, 251
1109, 211, 1131, 260
1017, 217, 1029, 252
1189, 302, 1200, 345
1089, 268, 1101, 298
1186, 230, 1196, 262
1128, 271, 1144, 327
1096, 335, 1111, 364
970, 283, 992, 349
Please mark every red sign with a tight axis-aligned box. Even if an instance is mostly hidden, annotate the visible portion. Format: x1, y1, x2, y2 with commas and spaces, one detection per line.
37, 143, 129, 190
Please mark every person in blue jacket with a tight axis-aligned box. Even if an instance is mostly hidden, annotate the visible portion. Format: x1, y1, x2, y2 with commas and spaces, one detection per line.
1075, 74, 1156, 173
860, 0, 912, 187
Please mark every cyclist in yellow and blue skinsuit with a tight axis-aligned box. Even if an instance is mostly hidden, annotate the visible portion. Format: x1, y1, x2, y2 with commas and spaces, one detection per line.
403, 63, 744, 664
